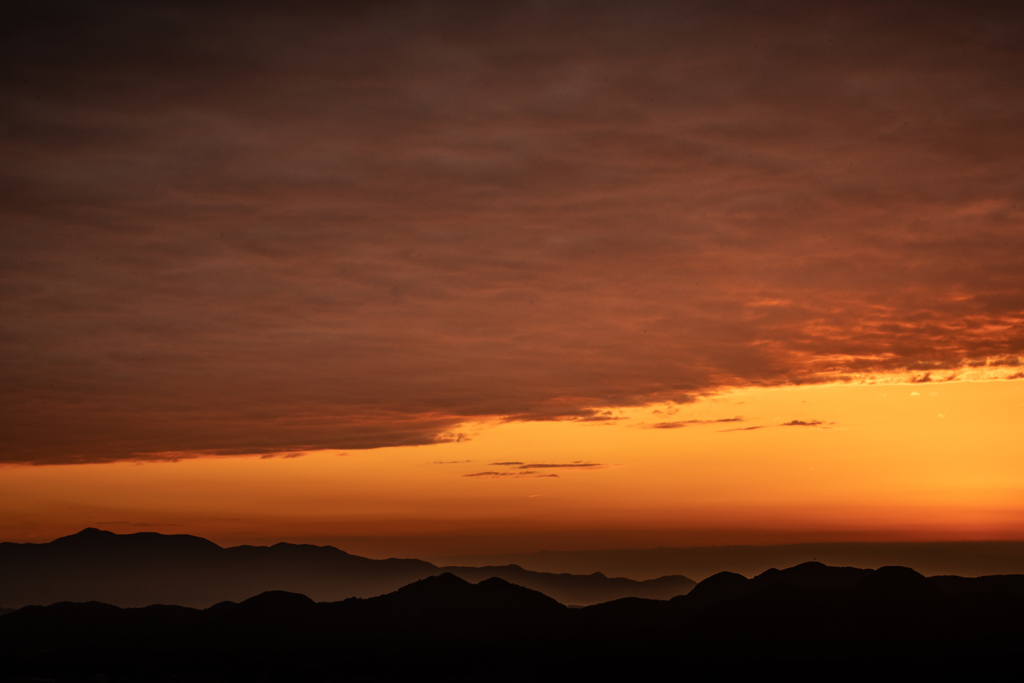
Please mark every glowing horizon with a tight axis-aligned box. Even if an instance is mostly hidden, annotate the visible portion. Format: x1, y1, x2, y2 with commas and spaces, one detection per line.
4, 377, 1021, 557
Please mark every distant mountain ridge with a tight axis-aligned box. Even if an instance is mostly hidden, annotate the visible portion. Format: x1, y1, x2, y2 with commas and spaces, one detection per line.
0, 528, 695, 608
3, 563, 1024, 681
441, 540, 1024, 581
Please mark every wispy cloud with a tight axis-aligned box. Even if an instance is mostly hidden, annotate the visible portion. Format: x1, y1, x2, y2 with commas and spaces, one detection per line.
464, 471, 531, 479
466, 461, 603, 478
517, 462, 602, 469
643, 417, 745, 429
723, 419, 831, 432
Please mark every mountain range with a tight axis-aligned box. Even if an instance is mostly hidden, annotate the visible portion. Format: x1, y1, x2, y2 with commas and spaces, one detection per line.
0, 528, 695, 608
3, 559, 1023, 681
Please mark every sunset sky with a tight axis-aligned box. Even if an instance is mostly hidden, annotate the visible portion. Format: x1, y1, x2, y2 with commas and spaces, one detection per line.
2, 1, 1022, 562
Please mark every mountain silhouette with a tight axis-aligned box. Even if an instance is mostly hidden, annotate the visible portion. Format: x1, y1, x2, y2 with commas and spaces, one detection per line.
440, 563, 694, 605
0, 529, 694, 608
0, 528, 433, 607
682, 570, 752, 606
2, 560, 1022, 682
753, 560, 872, 588
854, 565, 944, 605
383, 571, 561, 613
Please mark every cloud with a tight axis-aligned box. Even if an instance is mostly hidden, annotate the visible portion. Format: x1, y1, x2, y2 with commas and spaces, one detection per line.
464, 471, 527, 478
465, 461, 602, 477
3, 1, 1024, 463
259, 451, 308, 459
644, 417, 744, 429
502, 409, 624, 424
517, 462, 602, 469
489, 462, 606, 473
464, 470, 566, 479
433, 460, 473, 465
723, 419, 830, 432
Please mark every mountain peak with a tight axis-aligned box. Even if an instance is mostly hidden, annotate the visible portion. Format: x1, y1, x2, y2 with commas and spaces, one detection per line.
855, 565, 942, 604
52, 528, 117, 543
239, 590, 317, 610
75, 527, 115, 537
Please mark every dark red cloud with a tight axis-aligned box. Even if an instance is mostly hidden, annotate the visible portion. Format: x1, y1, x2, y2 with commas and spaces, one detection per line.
464, 471, 539, 479
722, 419, 830, 432
2, 1, 1023, 463
464, 460, 601, 478
644, 418, 745, 429
515, 463, 602, 470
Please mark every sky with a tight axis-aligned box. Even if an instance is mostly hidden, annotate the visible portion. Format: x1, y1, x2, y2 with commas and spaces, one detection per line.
2, 1, 1023, 563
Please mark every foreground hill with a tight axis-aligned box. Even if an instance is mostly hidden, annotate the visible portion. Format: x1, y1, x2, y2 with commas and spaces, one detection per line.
0, 528, 694, 607
1, 563, 1023, 681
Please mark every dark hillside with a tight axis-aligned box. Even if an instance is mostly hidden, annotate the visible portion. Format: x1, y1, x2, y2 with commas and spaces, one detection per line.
1, 562, 1022, 682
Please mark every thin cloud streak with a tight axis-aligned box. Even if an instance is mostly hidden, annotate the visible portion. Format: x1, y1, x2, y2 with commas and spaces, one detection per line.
516, 462, 602, 469
722, 419, 831, 432
643, 417, 745, 429
2, 1, 1024, 463
463, 461, 605, 478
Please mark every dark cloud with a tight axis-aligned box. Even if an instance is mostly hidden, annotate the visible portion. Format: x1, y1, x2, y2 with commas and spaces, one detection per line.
259, 450, 309, 459
647, 422, 691, 430
477, 460, 603, 471
463, 463, 592, 478
517, 462, 602, 469
644, 417, 744, 429
3, 1, 1024, 463
502, 409, 624, 424
464, 471, 537, 478
725, 419, 829, 431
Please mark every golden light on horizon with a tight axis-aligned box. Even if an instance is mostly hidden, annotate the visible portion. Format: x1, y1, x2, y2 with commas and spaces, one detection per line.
3, 377, 1020, 556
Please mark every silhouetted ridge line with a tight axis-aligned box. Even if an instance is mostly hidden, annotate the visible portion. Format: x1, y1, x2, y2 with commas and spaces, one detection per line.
2, 561, 1023, 682
51, 527, 223, 552
0, 529, 695, 608
684, 570, 751, 606
854, 565, 943, 604
440, 563, 695, 605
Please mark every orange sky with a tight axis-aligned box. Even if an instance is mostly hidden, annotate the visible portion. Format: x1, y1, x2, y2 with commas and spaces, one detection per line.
2, 1, 1023, 556
2, 376, 1021, 556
